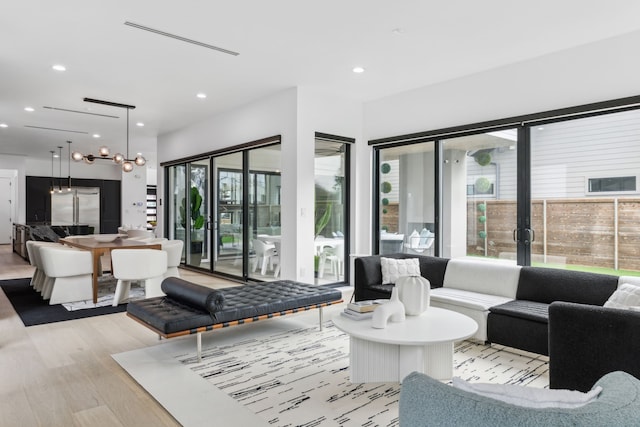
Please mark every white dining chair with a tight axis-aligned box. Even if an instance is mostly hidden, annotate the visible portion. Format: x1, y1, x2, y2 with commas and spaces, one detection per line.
111, 249, 168, 306
28, 241, 65, 294
38, 246, 93, 305
318, 243, 344, 280
252, 238, 276, 276
161, 239, 184, 279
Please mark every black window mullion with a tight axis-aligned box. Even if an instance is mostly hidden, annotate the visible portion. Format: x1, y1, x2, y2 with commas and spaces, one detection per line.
516, 126, 531, 266
372, 149, 381, 254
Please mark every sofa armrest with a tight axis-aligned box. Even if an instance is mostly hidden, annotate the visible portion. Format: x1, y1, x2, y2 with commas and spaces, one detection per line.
549, 301, 640, 392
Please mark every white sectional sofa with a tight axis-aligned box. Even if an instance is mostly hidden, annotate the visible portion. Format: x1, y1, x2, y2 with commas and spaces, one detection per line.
430, 258, 522, 341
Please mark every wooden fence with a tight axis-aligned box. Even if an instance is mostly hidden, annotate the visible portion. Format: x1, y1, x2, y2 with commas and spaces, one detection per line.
468, 198, 640, 272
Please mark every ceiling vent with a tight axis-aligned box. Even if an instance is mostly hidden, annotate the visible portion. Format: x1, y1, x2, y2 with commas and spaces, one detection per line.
124, 21, 240, 56
25, 125, 88, 134
43, 106, 119, 119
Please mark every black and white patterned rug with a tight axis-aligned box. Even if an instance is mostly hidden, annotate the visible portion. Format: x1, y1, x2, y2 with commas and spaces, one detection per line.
173, 323, 548, 427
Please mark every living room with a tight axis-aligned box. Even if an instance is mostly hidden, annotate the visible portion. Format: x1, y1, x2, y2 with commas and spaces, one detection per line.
2, 2, 640, 426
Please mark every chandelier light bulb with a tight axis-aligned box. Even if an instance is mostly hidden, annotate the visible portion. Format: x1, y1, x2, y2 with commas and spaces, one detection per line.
84, 154, 95, 164
98, 146, 110, 157
113, 153, 124, 164
71, 151, 84, 162
122, 161, 134, 172
134, 155, 146, 166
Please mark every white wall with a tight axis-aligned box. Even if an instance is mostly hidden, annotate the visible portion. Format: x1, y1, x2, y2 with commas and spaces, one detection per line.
121, 167, 148, 229
297, 87, 363, 278
0, 155, 26, 224
364, 30, 640, 140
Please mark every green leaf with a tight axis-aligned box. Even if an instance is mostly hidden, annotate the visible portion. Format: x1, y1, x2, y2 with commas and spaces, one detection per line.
315, 203, 332, 237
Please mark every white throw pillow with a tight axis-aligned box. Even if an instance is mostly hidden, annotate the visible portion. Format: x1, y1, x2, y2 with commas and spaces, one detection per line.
380, 257, 420, 284
604, 283, 640, 311
451, 377, 602, 409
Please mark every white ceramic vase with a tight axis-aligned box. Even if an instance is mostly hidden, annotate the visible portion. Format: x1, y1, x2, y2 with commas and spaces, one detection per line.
371, 287, 406, 329
396, 274, 430, 316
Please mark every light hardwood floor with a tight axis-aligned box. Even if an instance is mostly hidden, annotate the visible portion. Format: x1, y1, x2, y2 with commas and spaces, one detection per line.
0, 244, 238, 427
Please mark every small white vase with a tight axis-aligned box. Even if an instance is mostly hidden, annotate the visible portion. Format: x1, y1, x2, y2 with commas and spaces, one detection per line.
396, 274, 430, 316
371, 287, 406, 329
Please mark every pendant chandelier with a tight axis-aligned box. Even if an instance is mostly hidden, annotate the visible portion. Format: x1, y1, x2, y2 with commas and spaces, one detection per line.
71, 98, 145, 172
49, 146, 68, 194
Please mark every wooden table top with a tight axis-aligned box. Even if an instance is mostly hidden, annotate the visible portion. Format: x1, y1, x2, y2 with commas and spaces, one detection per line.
59, 236, 161, 250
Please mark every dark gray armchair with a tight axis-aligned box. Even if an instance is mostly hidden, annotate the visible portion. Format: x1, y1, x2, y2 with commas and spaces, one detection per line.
549, 301, 640, 392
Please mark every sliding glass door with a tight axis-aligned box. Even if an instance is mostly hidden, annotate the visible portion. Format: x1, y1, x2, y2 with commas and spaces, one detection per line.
441, 130, 518, 260
213, 152, 243, 277
529, 109, 640, 273
372, 99, 640, 276
376, 142, 435, 256
314, 137, 349, 284
248, 146, 282, 281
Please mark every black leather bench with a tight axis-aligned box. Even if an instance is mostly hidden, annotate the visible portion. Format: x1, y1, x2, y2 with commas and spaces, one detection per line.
127, 277, 344, 361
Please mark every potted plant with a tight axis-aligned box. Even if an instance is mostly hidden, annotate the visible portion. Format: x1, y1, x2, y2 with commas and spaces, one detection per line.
180, 186, 205, 265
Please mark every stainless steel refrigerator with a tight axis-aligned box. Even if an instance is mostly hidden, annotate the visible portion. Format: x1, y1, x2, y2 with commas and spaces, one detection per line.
51, 187, 100, 232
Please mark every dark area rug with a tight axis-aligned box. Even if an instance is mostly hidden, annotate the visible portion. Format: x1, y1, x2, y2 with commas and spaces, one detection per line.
0, 278, 127, 326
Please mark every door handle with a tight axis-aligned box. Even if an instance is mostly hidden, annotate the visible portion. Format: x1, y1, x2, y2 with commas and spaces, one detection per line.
512, 229, 519, 242
526, 228, 535, 243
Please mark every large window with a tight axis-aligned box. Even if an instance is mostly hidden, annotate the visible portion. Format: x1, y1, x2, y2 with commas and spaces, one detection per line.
530, 110, 640, 273
314, 135, 350, 285
376, 142, 435, 256
372, 98, 640, 276
164, 136, 281, 282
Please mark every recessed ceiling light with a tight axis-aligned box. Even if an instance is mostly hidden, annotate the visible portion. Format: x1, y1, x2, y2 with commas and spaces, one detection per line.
92, 134, 101, 138
0, 123, 8, 128
24, 107, 35, 112
136, 122, 145, 127
53, 153, 60, 158
352, 67, 365, 74
52, 64, 66, 72
538, 127, 545, 131
196, 93, 207, 99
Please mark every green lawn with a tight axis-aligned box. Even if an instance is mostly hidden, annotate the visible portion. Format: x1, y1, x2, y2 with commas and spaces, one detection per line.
531, 262, 640, 277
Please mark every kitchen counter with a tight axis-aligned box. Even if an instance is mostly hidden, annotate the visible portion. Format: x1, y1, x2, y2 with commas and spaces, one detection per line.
12, 223, 91, 261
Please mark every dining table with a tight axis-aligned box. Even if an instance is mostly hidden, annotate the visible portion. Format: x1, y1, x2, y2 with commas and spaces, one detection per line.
58, 236, 162, 303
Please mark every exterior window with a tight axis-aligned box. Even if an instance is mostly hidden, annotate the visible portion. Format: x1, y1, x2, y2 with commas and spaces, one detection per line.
587, 176, 636, 193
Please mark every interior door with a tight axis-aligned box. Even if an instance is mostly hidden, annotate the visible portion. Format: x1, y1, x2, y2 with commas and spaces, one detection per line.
0, 177, 11, 243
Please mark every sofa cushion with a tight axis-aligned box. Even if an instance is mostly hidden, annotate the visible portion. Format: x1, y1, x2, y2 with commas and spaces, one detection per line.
443, 258, 521, 299
431, 287, 513, 311
400, 370, 640, 427
618, 276, 640, 287
451, 377, 602, 408
516, 267, 618, 305
489, 300, 549, 323
604, 283, 640, 311
380, 257, 420, 284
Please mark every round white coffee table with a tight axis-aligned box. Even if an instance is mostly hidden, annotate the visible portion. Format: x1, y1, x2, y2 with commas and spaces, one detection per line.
333, 307, 477, 383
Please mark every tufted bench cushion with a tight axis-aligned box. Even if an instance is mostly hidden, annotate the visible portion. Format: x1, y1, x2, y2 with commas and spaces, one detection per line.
127, 278, 343, 336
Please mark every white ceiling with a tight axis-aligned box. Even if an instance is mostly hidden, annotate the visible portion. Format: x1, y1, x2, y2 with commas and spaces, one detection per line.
2, 0, 640, 167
